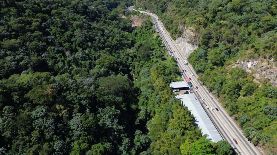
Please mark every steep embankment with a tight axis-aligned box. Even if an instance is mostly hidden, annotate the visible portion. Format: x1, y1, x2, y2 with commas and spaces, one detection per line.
136, 0, 277, 154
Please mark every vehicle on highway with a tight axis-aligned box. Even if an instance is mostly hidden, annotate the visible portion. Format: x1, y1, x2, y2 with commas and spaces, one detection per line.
184, 61, 188, 65
188, 82, 193, 88
233, 138, 238, 144
173, 89, 179, 93
212, 107, 219, 111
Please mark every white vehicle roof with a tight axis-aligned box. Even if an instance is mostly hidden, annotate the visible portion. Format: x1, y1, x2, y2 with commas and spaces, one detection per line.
170, 81, 189, 89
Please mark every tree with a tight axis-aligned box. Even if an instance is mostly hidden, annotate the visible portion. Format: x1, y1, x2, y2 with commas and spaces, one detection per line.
180, 138, 214, 155
133, 130, 150, 153
240, 82, 257, 97
86, 143, 112, 155
214, 141, 234, 155
26, 84, 54, 105
207, 48, 225, 66
180, 140, 191, 155
70, 140, 89, 155
96, 75, 133, 108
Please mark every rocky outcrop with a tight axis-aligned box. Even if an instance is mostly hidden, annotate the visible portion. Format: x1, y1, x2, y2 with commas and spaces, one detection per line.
175, 26, 198, 57
234, 59, 277, 86
175, 26, 277, 87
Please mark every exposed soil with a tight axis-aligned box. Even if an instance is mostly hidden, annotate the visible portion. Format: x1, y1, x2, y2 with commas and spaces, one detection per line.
234, 58, 277, 86
131, 15, 144, 27
175, 26, 198, 57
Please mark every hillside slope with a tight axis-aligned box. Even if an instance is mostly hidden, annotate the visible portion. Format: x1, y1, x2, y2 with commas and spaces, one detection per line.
136, 0, 277, 154
0, 0, 233, 154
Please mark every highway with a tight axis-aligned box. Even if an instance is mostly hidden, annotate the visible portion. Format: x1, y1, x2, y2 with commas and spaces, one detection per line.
136, 9, 262, 155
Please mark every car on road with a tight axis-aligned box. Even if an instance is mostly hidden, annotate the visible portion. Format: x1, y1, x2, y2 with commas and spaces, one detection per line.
188, 82, 193, 88
233, 138, 238, 144
212, 107, 219, 111
173, 89, 179, 93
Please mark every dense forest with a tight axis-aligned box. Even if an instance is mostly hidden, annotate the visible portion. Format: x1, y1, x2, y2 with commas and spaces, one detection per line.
0, 0, 234, 154
136, 0, 277, 154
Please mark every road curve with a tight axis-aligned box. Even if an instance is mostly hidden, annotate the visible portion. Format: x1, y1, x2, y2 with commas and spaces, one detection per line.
135, 9, 262, 155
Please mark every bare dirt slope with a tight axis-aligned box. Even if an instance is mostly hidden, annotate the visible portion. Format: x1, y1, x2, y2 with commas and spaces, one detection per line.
234, 58, 277, 86
131, 15, 144, 27
175, 27, 198, 57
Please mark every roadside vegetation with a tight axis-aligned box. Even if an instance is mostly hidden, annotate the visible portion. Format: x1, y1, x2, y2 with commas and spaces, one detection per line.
132, 21, 233, 155
0, 0, 233, 154
136, 0, 277, 154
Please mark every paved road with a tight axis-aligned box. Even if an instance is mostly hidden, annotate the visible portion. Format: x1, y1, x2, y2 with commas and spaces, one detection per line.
136, 9, 262, 155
